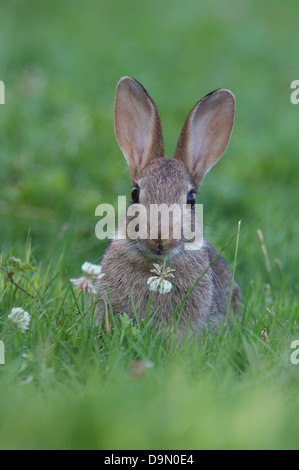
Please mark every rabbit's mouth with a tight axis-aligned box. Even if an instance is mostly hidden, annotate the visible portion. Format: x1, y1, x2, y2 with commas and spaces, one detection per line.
137, 237, 182, 259
151, 239, 167, 256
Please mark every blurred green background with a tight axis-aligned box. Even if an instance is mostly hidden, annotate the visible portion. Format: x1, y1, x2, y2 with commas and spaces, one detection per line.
1, 0, 299, 289
0, 0, 299, 451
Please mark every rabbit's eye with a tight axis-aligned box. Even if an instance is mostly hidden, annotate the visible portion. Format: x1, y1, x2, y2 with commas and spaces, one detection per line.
131, 186, 140, 203
187, 191, 196, 208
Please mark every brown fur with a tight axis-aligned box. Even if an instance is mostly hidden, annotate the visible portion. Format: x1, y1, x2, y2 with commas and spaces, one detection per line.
95, 77, 241, 338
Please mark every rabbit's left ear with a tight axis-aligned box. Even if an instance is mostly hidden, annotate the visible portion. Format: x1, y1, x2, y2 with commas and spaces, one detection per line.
114, 77, 164, 182
174, 89, 235, 187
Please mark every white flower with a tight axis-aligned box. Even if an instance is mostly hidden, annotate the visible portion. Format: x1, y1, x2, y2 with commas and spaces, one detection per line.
147, 276, 159, 286
150, 263, 175, 278
147, 276, 173, 294
147, 263, 175, 295
81, 262, 104, 280
70, 262, 104, 294
70, 276, 97, 293
8, 308, 31, 332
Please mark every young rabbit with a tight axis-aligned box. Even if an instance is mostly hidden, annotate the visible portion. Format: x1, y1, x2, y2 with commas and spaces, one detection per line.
95, 76, 241, 337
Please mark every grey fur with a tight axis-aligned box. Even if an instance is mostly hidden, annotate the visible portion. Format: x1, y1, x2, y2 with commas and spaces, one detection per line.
94, 77, 241, 337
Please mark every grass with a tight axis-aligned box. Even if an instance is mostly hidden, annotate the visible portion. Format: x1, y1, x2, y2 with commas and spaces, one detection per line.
0, 0, 299, 450
1, 224, 298, 450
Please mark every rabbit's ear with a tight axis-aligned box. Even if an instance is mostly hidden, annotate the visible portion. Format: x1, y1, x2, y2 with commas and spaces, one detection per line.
114, 77, 164, 181
174, 89, 235, 187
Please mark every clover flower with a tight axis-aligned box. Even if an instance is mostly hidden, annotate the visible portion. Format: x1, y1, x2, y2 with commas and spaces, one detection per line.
70, 262, 104, 293
70, 276, 97, 293
81, 262, 103, 278
147, 263, 175, 294
8, 308, 31, 332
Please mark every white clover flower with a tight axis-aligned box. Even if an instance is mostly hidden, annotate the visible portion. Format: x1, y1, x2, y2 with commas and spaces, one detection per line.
81, 262, 104, 280
8, 308, 31, 332
70, 261, 104, 294
70, 276, 97, 294
158, 279, 173, 294
147, 277, 173, 294
150, 263, 175, 279
147, 276, 159, 286
147, 263, 175, 294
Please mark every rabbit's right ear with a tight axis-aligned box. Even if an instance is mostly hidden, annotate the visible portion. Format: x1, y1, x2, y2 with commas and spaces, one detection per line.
114, 77, 164, 182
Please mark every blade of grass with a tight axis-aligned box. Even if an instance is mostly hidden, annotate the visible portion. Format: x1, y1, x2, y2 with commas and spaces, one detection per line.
224, 219, 241, 328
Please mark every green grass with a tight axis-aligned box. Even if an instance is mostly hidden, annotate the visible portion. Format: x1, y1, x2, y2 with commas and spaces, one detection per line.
1, 0, 299, 450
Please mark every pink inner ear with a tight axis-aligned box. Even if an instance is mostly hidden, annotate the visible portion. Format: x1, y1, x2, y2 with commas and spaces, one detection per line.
128, 90, 153, 165
115, 77, 165, 179
134, 131, 146, 164
189, 100, 230, 174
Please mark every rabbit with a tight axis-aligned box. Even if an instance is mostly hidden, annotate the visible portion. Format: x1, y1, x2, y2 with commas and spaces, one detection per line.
95, 76, 241, 338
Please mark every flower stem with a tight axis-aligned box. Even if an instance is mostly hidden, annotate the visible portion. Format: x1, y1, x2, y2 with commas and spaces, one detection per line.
6, 271, 36, 299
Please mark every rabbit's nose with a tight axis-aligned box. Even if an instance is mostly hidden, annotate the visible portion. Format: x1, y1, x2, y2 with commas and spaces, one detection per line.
152, 239, 167, 255
157, 239, 166, 252
144, 236, 167, 255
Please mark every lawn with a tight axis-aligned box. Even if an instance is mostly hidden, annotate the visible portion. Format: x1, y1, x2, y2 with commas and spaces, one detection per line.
0, 0, 299, 450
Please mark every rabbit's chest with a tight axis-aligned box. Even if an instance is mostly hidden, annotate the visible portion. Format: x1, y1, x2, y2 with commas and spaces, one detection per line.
106, 263, 213, 328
